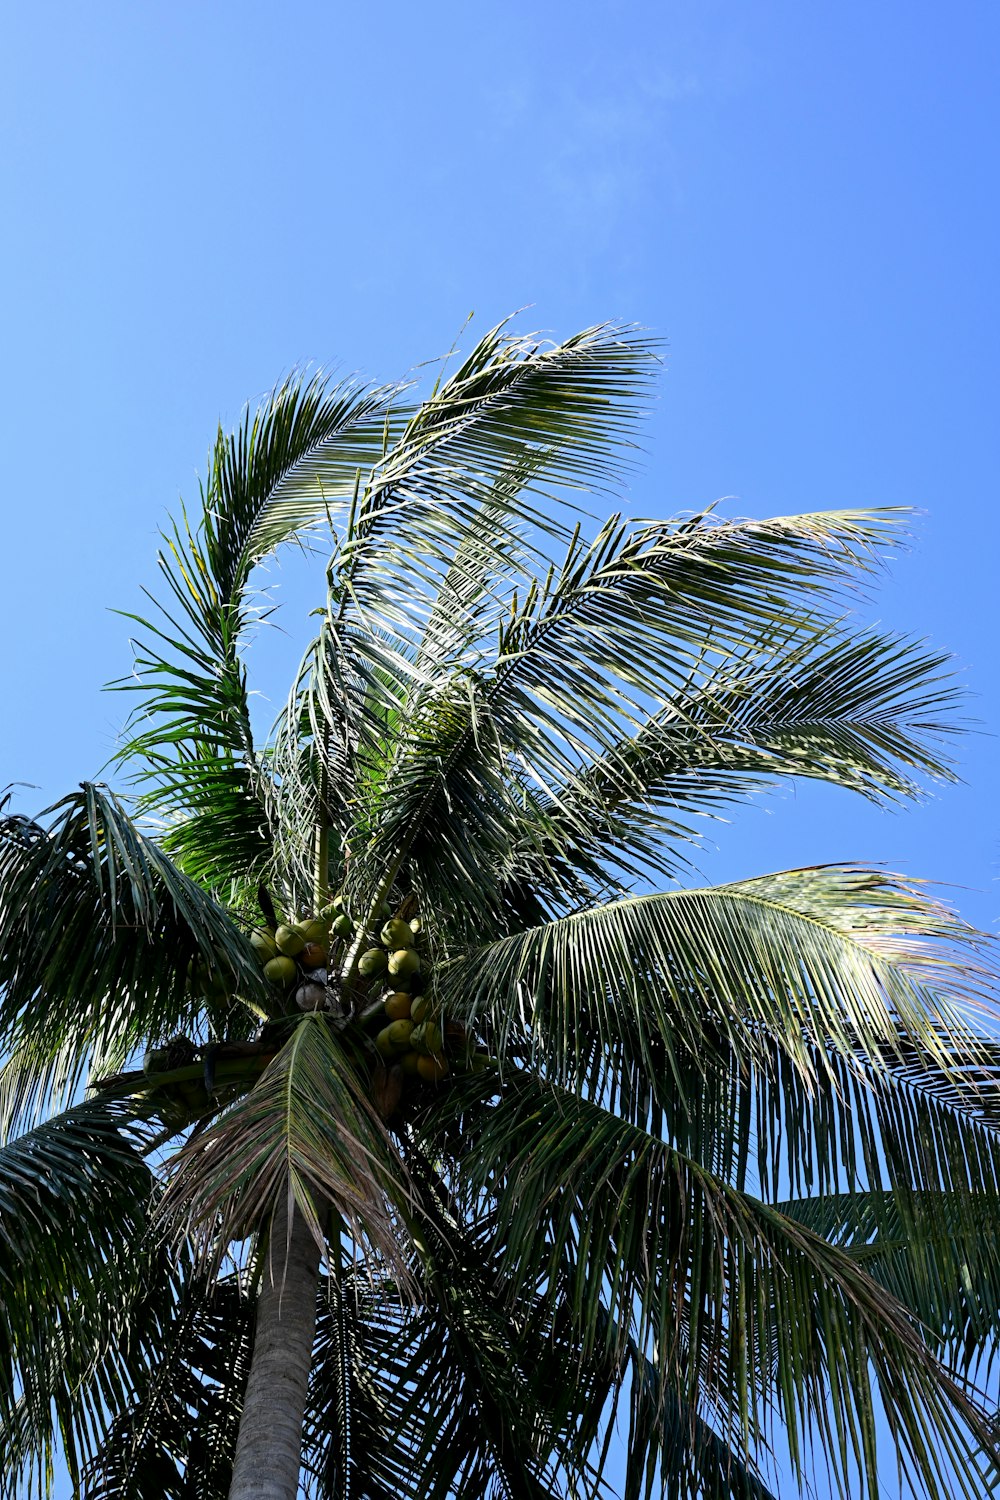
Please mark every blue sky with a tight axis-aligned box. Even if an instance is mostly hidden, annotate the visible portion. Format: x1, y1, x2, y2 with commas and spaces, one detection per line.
1, 2, 998, 1495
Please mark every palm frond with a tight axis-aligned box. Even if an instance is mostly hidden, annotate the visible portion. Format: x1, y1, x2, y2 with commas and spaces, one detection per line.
111, 373, 404, 879
502, 622, 959, 897
349, 509, 928, 925
293, 324, 659, 931
304, 1137, 617, 1500
82, 1267, 254, 1500
440, 864, 995, 1117
158, 1014, 412, 1281
618, 1336, 780, 1500
368, 318, 654, 523
0, 1096, 167, 1495
778, 1188, 1000, 1375
0, 785, 265, 1131
443, 1069, 997, 1500
304, 1268, 419, 1500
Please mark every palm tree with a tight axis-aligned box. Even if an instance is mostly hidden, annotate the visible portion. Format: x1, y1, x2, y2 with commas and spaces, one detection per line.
3, 320, 1000, 1500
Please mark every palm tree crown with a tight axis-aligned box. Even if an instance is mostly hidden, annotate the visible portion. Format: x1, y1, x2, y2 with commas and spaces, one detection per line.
2, 320, 1000, 1500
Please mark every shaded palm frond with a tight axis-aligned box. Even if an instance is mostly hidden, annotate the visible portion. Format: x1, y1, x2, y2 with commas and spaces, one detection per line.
305, 1132, 617, 1500
441, 1069, 997, 1500
307, 1277, 584, 1500
304, 1268, 423, 1500
778, 1188, 1000, 1376
0, 785, 264, 1131
0, 1097, 169, 1494
82, 1267, 254, 1500
158, 1015, 412, 1282
618, 1336, 780, 1500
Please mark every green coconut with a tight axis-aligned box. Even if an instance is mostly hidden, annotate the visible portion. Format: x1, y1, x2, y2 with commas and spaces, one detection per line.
386, 1018, 415, 1050
375, 1025, 399, 1058
359, 947, 389, 978
142, 1046, 170, 1075
408, 916, 422, 936
409, 993, 432, 1024
411, 1020, 443, 1056
331, 912, 353, 941
380, 917, 412, 950
275, 924, 306, 957
264, 955, 297, 986
250, 927, 278, 962
295, 917, 330, 945
388, 947, 421, 979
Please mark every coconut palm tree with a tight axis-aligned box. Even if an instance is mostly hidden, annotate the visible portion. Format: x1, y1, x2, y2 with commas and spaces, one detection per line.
3, 320, 1000, 1500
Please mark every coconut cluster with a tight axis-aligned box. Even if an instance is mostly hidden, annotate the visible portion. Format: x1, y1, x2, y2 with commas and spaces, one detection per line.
361, 917, 455, 1085
246, 896, 464, 1093
250, 913, 337, 1012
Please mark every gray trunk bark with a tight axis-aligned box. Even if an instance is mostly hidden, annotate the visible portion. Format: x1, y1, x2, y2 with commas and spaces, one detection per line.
228, 1193, 321, 1500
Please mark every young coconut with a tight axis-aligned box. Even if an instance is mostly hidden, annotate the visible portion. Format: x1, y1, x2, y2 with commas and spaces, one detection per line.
388, 948, 421, 980
264, 955, 297, 987
386, 1018, 415, 1051
300, 941, 328, 968
359, 948, 389, 979
411, 1020, 443, 1056
295, 918, 330, 945
250, 928, 278, 962
409, 994, 433, 1024
380, 917, 412, 951
384, 992, 412, 1021
375, 1025, 400, 1058
274, 924, 306, 957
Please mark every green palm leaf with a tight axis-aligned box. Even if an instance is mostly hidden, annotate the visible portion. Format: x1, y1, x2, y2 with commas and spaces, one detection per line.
0, 1097, 167, 1494
503, 622, 959, 896
778, 1188, 1000, 1372
442, 864, 993, 1109
617, 1336, 780, 1500
0, 784, 264, 1132
82, 1267, 254, 1500
351, 509, 932, 925
112, 373, 404, 883
158, 1014, 411, 1279
304, 1268, 419, 1500
443, 1070, 996, 1500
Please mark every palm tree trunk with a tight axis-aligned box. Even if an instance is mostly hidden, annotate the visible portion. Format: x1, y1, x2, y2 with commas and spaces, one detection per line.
229, 1193, 320, 1500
